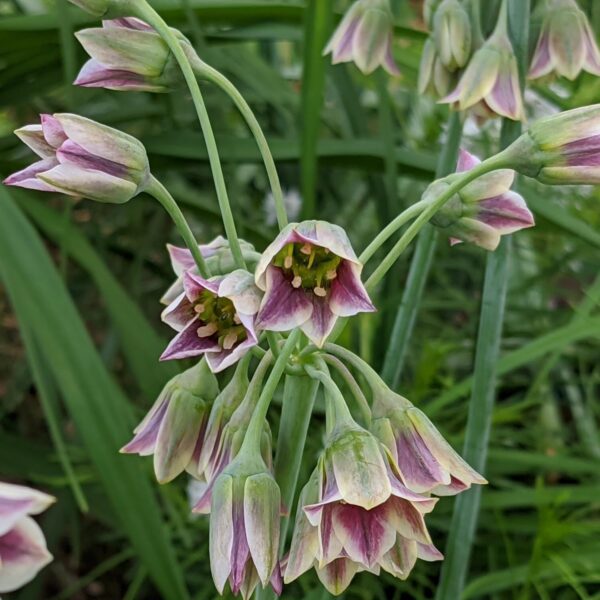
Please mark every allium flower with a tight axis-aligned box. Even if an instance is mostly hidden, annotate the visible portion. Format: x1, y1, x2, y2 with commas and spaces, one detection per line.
209, 458, 282, 599
507, 104, 600, 185
432, 0, 471, 70
323, 0, 400, 75
74, 18, 194, 92
161, 269, 262, 372
3, 113, 149, 203
529, 0, 600, 80
429, 149, 534, 250
0, 482, 54, 593
255, 221, 375, 347
418, 38, 454, 98
370, 385, 486, 495
121, 359, 219, 483
440, 5, 524, 121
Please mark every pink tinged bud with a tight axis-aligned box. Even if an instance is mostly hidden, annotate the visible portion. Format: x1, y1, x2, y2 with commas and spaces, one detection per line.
323, 0, 400, 75
255, 221, 375, 347
0, 483, 55, 593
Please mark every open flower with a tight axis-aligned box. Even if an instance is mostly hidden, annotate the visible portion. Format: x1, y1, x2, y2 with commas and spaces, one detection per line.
0, 482, 55, 594
255, 221, 375, 347
74, 18, 194, 92
121, 359, 219, 483
529, 0, 600, 80
161, 269, 262, 372
323, 0, 400, 75
440, 4, 524, 121
209, 457, 282, 599
429, 149, 534, 250
3, 113, 149, 203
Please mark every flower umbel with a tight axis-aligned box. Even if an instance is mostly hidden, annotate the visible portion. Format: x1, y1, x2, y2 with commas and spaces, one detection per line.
161, 269, 262, 372
529, 0, 600, 80
255, 221, 375, 347
3, 113, 150, 203
0, 482, 55, 594
121, 359, 219, 483
429, 149, 534, 250
323, 0, 400, 75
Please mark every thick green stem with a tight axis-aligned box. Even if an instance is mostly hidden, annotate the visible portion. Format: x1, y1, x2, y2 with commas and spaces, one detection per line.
365, 150, 512, 291
192, 59, 288, 230
146, 175, 210, 278
133, 0, 245, 269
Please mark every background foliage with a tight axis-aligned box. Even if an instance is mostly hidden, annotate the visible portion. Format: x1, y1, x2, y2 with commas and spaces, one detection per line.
1, 0, 599, 598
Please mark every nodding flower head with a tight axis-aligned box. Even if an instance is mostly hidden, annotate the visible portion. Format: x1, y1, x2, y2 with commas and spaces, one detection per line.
254, 221, 375, 347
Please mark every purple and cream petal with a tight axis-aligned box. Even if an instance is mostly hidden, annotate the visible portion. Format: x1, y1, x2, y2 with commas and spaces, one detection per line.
387, 496, 432, 545
40, 114, 67, 148
184, 271, 220, 300
301, 296, 338, 348
549, 14, 586, 81
315, 557, 359, 595
324, 2, 362, 58
456, 148, 481, 173
485, 57, 525, 121
219, 270, 263, 317
160, 319, 220, 361
255, 224, 298, 289
379, 537, 418, 580
352, 10, 389, 74
529, 30, 554, 79
539, 165, 600, 184
103, 17, 154, 31
447, 217, 502, 251
74, 59, 164, 92
477, 191, 535, 234
120, 396, 169, 456
56, 139, 128, 178
383, 35, 401, 76
209, 475, 235, 593
329, 260, 375, 317
0, 485, 54, 537
417, 541, 444, 561
205, 334, 257, 373
3, 158, 59, 192
583, 21, 600, 75
13, 125, 55, 158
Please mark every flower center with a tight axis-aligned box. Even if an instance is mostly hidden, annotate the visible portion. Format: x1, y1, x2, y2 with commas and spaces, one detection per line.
273, 242, 342, 297
193, 290, 247, 350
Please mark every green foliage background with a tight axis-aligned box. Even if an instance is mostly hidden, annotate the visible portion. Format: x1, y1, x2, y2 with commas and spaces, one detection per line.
0, 0, 599, 598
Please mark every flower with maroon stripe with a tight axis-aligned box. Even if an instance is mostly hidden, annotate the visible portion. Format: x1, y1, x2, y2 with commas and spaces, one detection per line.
121, 359, 219, 483
254, 221, 375, 347
161, 269, 262, 372
429, 149, 534, 251
529, 0, 600, 81
0, 482, 54, 594
74, 18, 194, 92
323, 0, 400, 75
3, 113, 149, 203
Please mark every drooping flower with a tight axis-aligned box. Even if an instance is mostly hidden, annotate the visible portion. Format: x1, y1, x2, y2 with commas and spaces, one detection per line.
432, 0, 472, 70
254, 221, 375, 347
121, 359, 219, 483
74, 18, 194, 92
429, 149, 534, 250
3, 113, 149, 203
161, 269, 262, 372
506, 104, 600, 185
418, 38, 454, 98
209, 456, 282, 599
323, 0, 400, 75
161, 237, 259, 306
0, 482, 55, 594
529, 0, 600, 80
440, 3, 524, 121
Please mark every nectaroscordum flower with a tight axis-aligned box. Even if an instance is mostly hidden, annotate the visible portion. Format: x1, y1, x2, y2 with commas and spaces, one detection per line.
3, 113, 149, 203
432, 0, 471, 70
74, 18, 194, 92
121, 359, 219, 483
161, 269, 262, 372
323, 0, 400, 75
0, 482, 54, 594
429, 149, 534, 250
529, 0, 600, 80
255, 221, 375, 347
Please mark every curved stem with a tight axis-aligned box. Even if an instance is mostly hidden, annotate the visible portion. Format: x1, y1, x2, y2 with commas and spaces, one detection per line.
365, 150, 513, 291
359, 198, 431, 264
324, 343, 385, 395
192, 59, 288, 230
132, 0, 245, 269
146, 175, 210, 278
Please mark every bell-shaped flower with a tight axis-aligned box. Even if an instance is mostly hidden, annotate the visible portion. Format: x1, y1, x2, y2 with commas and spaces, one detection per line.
418, 38, 455, 98
74, 18, 195, 92
209, 455, 282, 599
161, 269, 262, 372
3, 113, 150, 203
323, 0, 400, 75
432, 0, 471, 70
121, 359, 219, 483
254, 221, 375, 347
529, 0, 600, 80
429, 149, 534, 250
440, 3, 524, 121
0, 482, 55, 594
506, 104, 600, 185
161, 237, 259, 306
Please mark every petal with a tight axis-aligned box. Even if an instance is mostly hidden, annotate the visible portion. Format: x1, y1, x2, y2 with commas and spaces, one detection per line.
103, 17, 154, 31
161, 292, 195, 332
160, 276, 185, 306
3, 158, 59, 192
485, 56, 525, 121
0, 485, 54, 537
0, 517, 53, 593
184, 271, 220, 299
120, 395, 169, 456
476, 191, 535, 234
255, 266, 313, 332
160, 319, 220, 361
315, 557, 359, 595
417, 541, 444, 561
329, 260, 375, 317
379, 537, 418, 580
56, 139, 129, 178
446, 217, 501, 251
319, 503, 344, 565
74, 59, 164, 92
382, 34, 401, 76
230, 491, 251, 594
529, 29, 554, 79
539, 165, 600, 184
255, 223, 298, 290
205, 332, 257, 374
244, 474, 280, 585
583, 20, 600, 75
219, 269, 263, 317
324, 2, 363, 58
456, 148, 481, 173
452, 47, 500, 109
209, 475, 235, 593
13, 125, 55, 158
460, 168, 515, 203
352, 10, 389, 74
300, 296, 338, 348
387, 496, 432, 545
548, 12, 586, 80
40, 114, 67, 148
